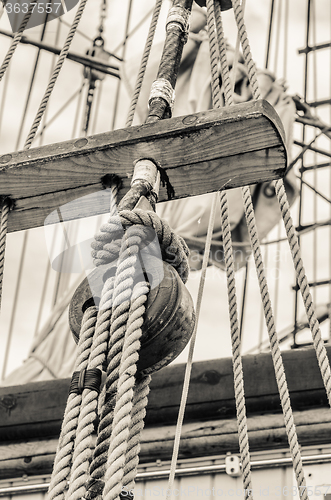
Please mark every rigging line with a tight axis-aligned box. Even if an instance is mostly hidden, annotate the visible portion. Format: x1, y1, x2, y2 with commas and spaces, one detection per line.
295, 175, 331, 205
33, 226, 58, 339
0, 29, 122, 74
0, 63, 10, 138
91, 80, 103, 134
239, 261, 249, 343
33, 84, 85, 142
125, 0, 163, 127
230, 0, 246, 98
273, 223, 282, 329
15, 14, 50, 151
166, 192, 219, 500
329, 0, 331, 342
24, 0, 90, 149
273, 0, 282, 75
112, 5, 155, 55
39, 14, 62, 146
1, 231, 28, 381
265, 0, 275, 69
258, 243, 269, 352
311, 0, 318, 305
111, 0, 133, 130
0, 2, 35, 314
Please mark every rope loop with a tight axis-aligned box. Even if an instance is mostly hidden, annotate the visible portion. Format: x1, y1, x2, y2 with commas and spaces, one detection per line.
92, 209, 190, 283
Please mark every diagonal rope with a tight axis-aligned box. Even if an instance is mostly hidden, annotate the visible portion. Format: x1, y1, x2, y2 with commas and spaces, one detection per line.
47, 306, 98, 500
125, 0, 163, 127
230, 0, 309, 496
103, 280, 149, 500
275, 179, 331, 405
166, 191, 219, 500
0, 1, 35, 312
208, 1, 253, 496
24, 0, 89, 149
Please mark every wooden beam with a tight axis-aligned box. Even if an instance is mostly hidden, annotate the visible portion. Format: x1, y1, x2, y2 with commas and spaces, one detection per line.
0, 408, 330, 479
0, 347, 329, 443
0, 100, 287, 233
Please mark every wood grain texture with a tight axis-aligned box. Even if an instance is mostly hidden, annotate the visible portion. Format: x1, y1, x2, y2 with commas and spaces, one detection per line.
0, 347, 329, 443
0, 100, 287, 232
0, 408, 330, 478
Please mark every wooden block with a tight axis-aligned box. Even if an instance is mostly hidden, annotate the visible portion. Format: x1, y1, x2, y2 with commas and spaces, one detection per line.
0, 100, 287, 233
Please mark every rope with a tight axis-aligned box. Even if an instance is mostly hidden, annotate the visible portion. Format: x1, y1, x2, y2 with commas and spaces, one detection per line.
0, 199, 10, 310
103, 280, 149, 500
125, 0, 163, 127
207, 1, 253, 497
47, 306, 98, 500
24, 0, 89, 149
92, 209, 190, 284
275, 179, 331, 406
229, 2, 309, 496
0, 2, 34, 82
166, 191, 218, 500
0, 2, 36, 312
66, 277, 116, 500
242, 187, 308, 499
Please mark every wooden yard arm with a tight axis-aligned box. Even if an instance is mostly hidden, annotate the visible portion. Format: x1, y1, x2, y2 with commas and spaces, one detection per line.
0, 100, 287, 233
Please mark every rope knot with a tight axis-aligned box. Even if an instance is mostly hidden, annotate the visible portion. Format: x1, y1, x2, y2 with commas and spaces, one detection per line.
92, 209, 190, 283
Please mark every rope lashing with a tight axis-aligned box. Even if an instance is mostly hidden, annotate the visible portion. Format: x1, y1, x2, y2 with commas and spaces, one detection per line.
91, 209, 190, 283
206, 0, 253, 497
227, 1, 309, 497
148, 79, 175, 112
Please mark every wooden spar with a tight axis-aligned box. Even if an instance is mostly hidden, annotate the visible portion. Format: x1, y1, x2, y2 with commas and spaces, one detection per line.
0, 347, 329, 443
0, 100, 287, 233
0, 408, 330, 480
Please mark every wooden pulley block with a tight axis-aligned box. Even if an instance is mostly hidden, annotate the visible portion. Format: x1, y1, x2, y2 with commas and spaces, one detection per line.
69, 261, 196, 375
194, 0, 232, 10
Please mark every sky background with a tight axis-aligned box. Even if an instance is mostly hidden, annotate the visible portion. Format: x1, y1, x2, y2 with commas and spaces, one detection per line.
0, 0, 331, 380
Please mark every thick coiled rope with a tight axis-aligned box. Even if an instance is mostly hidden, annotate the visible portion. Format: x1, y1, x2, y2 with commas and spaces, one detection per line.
24, 0, 89, 148
47, 306, 98, 500
206, 0, 253, 497
275, 179, 331, 406
0, 2, 35, 311
0, 198, 10, 310
91, 209, 190, 284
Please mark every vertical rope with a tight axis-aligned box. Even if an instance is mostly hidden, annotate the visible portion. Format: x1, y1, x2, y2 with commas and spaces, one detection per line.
209, 2, 253, 497
125, 0, 163, 127
103, 280, 149, 500
47, 306, 98, 500
275, 179, 331, 405
166, 192, 219, 500
0, 2, 35, 312
229, 3, 309, 496
24, 0, 89, 148
0, 199, 10, 311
